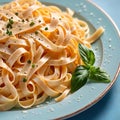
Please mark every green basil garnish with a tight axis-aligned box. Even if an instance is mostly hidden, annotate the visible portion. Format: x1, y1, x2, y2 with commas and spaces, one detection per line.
71, 65, 89, 93
78, 44, 95, 66
71, 44, 110, 93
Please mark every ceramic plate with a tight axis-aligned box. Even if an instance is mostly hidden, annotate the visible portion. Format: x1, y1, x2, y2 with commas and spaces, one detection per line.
0, 0, 120, 120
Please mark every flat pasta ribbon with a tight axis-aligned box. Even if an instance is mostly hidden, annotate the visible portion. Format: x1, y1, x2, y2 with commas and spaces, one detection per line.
0, 0, 104, 110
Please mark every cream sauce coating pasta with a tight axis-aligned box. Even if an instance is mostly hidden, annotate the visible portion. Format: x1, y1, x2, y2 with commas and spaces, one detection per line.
0, 0, 104, 111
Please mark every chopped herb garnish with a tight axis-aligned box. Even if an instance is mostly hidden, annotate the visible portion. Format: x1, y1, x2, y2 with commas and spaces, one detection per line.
32, 64, 35, 68
6, 23, 12, 29
27, 60, 31, 64
6, 19, 14, 29
30, 21, 35, 26
8, 31, 12, 35
6, 29, 12, 36
35, 31, 38, 35
9, 19, 14, 24
22, 77, 27, 82
15, 12, 18, 16
45, 27, 48, 30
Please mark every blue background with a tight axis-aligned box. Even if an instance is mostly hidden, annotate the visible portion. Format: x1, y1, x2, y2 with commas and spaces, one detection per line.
68, 0, 120, 120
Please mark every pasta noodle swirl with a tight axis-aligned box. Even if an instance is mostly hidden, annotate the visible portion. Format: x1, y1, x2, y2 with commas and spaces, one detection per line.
0, 0, 104, 110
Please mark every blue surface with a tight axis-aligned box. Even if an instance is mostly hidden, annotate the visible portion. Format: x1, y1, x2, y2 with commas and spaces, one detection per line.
69, 0, 120, 120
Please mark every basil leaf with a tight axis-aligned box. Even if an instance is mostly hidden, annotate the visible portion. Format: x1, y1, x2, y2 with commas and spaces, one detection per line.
89, 66, 110, 83
70, 44, 110, 93
78, 44, 95, 66
71, 65, 89, 93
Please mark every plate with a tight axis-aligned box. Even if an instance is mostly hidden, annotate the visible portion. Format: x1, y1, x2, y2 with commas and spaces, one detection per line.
0, 0, 120, 120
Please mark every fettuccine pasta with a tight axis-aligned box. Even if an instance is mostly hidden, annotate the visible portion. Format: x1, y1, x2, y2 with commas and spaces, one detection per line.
0, 0, 104, 111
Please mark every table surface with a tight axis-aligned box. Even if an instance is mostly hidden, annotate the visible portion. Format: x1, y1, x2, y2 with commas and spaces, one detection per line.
68, 0, 120, 120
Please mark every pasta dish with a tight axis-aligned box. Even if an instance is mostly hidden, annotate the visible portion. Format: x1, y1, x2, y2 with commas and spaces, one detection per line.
0, 0, 104, 110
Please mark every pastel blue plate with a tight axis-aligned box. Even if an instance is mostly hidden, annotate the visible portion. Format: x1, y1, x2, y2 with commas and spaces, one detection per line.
0, 0, 120, 120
